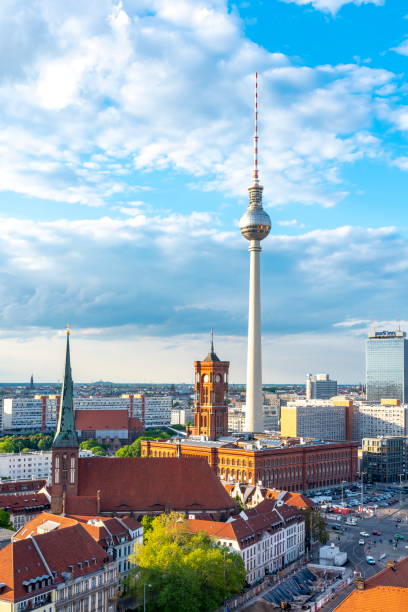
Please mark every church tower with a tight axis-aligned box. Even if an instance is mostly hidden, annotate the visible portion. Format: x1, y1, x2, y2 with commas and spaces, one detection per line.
192, 335, 229, 441
50, 327, 79, 514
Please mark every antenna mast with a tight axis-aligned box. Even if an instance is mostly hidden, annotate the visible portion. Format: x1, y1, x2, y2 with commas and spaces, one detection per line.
253, 72, 259, 185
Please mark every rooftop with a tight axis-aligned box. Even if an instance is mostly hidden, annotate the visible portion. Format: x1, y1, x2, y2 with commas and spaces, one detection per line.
333, 586, 408, 611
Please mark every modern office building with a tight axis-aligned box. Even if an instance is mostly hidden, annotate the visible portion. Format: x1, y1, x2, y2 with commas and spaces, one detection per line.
354, 399, 408, 442
281, 399, 351, 441
306, 374, 338, 400
361, 436, 406, 482
366, 330, 408, 403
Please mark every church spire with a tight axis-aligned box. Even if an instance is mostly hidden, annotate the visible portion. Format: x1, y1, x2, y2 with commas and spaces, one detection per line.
53, 325, 79, 448
204, 329, 220, 362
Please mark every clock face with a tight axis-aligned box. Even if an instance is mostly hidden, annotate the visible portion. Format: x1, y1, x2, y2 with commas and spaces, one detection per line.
203, 374, 209, 382
215, 374, 221, 383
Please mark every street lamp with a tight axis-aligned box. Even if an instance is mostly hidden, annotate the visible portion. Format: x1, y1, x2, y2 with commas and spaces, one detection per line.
399, 474, 404, 506
358, 472, 367, 512
143, 583, 152, 612
341, 480, 347, 507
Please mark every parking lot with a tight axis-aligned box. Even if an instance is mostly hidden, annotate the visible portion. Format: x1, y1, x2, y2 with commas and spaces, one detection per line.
314, 483, 408, 579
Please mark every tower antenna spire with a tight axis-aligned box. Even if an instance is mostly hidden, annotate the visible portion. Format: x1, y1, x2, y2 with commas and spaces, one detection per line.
253, 71, 259, 185
210, 328, 214, 353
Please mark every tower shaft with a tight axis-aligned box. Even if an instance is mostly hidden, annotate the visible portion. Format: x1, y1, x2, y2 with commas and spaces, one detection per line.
245, 240, 264, 432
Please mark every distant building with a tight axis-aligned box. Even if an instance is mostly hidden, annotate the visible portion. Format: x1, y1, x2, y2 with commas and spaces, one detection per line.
0, 492, 50, 530
1, 393, 173, 433
366, 329, 408, 403
0, 479, 46, 496
74, 409, 143, 447
226, 483, 315, 510
306, 374, 338, 400
354, 399, 408, 442
187, 499, 305, 583
281, 399, 351, 441
0, 451, 52, 481
170, 407, 193, 425
361, 436, 406, 483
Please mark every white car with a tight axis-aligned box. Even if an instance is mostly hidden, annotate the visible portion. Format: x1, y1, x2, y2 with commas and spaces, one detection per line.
360, 531, 369, 537
359, 539, 365, 545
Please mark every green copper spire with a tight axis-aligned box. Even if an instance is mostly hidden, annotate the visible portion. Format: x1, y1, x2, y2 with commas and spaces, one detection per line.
53, 326, 79, 448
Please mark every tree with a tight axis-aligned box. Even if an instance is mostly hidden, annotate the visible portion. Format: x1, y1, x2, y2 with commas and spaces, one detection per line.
302, 508, 328, 547
115, 445, 138, 457
91, 446, 106, 456
127, 512, 246, 612
0, 440, 14, 453
37, 436, 52, 450
0, 509, 13, 530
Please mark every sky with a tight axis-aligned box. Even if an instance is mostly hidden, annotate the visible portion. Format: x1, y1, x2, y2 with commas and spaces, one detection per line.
0, 0, 407, 383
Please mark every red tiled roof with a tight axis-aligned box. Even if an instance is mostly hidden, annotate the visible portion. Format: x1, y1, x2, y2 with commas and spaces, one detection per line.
0, 480, 46, 495
74, 457, 236, 513
364, 556, 408, 589
75, 409, 129, 431
333, 586, 408, 611
0, 523, 108, 602
264, 489, 315, 509
0, 493, 49, 513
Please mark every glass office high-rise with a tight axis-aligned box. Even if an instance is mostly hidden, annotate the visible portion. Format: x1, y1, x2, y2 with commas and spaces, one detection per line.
366, 330, 408, 403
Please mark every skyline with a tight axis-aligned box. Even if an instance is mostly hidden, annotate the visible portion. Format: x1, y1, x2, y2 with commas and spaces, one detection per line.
1, 0, 408, 382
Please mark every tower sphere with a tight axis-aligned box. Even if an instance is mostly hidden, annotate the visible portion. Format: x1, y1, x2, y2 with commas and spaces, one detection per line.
239, 206, 271, 241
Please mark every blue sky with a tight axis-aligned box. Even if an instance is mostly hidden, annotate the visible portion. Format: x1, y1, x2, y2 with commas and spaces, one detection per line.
0, 0, 407, 383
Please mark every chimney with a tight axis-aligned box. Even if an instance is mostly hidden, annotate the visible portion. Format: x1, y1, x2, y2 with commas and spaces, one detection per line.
387, 560, 397, 571
355, 575, 364, 590
96, 489, 101, 514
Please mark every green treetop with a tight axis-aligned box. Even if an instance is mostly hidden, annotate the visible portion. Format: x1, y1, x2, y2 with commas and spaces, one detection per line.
127, 512, 246, 612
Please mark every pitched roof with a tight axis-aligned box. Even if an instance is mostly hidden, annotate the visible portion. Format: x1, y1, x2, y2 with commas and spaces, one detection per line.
333, 586, 408, 611
264, 489, 315, 509
14, 511, 141, 550
0, 493, 49, 513
0, 522, 108, 602
364, 556, 408, 589
75, 409, 129, 431
0, 480, 46, 495
74, 457, 236, 513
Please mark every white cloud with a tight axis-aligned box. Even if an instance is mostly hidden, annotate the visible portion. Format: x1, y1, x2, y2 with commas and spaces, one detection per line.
392, 38, 408, 56
0, 0, 400, 210
280, 0, 384, 16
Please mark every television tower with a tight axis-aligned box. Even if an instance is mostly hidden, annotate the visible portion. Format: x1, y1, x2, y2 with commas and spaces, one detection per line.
239, 73, 271, 433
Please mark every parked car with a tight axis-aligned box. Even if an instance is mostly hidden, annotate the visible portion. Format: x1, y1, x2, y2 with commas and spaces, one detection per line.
372, 531, 381, 536
394, 534, 405, 540
359, 539, 365, 545
366, 556, 375, 565
360, 531, 369, 537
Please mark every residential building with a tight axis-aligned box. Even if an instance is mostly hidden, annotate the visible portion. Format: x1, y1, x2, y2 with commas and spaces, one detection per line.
142, 437, 358, 491
0, 480, 46, 496
366, 329, 408, 403
0, 452, 52, 481
0, 518, 119, 611
306, 374, 338, 400
0, 493, 50, 530
361, 436, 406, 482
228, 406, 246, 433
170, 407, 193, 425
280, 399, 349, 441
48, 330, 237, 520
187, 498, 305, 583
1, 393, 172, 433
334, 557, 408, 612
227, 484, 315, 510
15, 512, 143, 580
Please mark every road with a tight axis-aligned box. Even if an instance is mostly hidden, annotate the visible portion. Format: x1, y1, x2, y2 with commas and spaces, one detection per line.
319, 496, 408, 611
